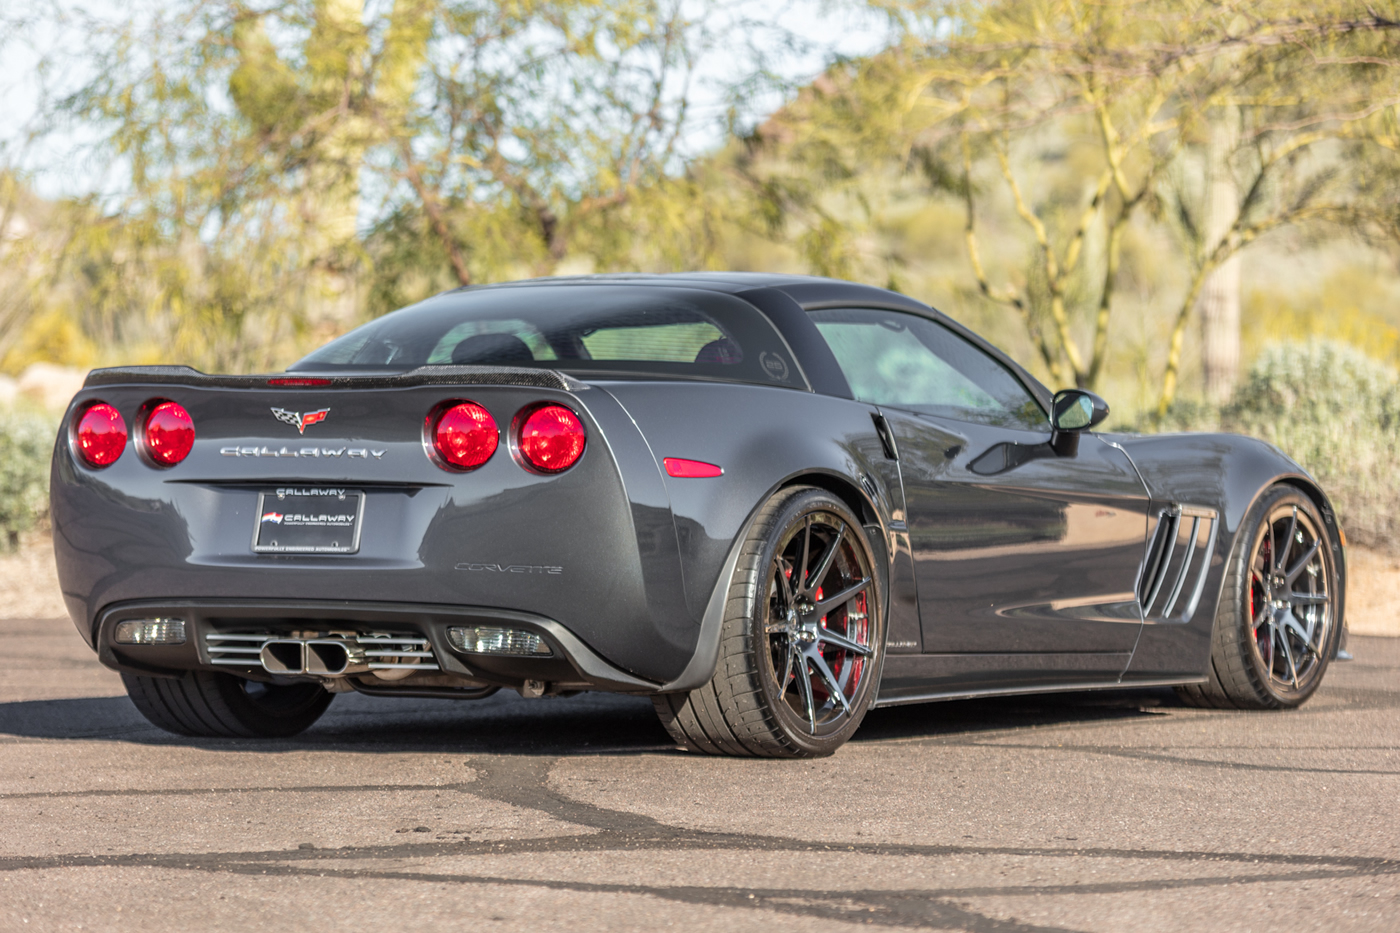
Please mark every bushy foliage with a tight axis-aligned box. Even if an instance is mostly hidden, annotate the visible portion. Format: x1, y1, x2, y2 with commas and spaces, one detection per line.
1223, 341, 1400, 550
0, 410, 55, 549
1152, 341, 1400, 550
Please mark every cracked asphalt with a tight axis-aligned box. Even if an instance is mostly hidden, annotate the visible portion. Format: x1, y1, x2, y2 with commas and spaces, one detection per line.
2, 617, 1397, 932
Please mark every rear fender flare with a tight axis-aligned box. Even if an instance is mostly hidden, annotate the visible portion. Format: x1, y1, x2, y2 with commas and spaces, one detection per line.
659, 470, 886, 693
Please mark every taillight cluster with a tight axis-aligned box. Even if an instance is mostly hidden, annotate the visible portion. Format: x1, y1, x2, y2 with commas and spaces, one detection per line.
425, 400, 586, 474
71, 399, 196, 470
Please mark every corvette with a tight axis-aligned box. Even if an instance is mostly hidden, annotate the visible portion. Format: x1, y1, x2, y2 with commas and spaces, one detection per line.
51, 273, 1347, 756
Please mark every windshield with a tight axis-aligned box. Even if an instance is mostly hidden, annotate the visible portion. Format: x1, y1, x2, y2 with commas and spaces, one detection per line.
291, 284, 806, 389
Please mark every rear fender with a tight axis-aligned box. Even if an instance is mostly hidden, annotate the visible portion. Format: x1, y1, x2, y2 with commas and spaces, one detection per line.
600, 382, 901, 692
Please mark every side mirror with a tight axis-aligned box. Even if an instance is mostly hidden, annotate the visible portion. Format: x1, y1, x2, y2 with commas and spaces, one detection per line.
1050, 389, 1109, 456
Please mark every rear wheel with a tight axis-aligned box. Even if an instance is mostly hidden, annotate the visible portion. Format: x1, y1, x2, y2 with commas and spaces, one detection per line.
1176, 485, 1340, 710
653, 487, 884, 757
123, 671, 334, 738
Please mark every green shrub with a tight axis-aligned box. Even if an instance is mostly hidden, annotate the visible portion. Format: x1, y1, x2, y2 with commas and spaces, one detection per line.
1223, 341, 1400, 550
0, 410, 56, 549
1150, 340, 1400, 551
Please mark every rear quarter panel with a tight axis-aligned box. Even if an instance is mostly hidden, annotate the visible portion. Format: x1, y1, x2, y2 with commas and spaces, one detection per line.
599, 381, 901, 624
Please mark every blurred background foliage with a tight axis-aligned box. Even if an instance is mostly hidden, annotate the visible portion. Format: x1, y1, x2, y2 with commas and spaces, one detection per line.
2, 0, 1400, 545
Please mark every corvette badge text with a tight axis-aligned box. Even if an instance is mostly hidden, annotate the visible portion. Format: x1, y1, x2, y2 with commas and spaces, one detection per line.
456, 562, 563, 575
221, 446, 386, 459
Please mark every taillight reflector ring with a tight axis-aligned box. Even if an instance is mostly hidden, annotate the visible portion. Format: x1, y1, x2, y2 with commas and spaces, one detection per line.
139, 399, 196, 467
72, 402, 127, 469
427, 400, 499, 471
513, 403, 586, 474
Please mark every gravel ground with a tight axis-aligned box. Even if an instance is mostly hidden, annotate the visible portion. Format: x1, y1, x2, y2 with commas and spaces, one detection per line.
0, 616, 1396, 932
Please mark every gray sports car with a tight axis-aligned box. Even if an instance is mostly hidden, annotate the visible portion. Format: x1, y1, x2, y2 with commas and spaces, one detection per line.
51, 273, 1347, 756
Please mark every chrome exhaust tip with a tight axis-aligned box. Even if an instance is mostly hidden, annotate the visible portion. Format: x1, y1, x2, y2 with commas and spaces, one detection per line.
258, 638, 368, 676
305, 639, 367, 676
260, 639, 306, 674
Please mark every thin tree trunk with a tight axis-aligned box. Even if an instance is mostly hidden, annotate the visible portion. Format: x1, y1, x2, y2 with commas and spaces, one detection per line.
1199, 112, 1242, 405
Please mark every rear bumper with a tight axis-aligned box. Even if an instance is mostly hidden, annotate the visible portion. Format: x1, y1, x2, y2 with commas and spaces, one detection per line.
94, 598, 661, 695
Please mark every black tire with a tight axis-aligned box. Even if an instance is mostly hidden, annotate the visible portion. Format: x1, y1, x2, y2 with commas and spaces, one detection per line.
653, 487, 885, 757
123, 671, 334, 738
1175, 485, 1340, 710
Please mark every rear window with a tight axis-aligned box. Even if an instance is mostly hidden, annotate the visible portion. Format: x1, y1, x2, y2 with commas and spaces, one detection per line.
291, 284, 806, 388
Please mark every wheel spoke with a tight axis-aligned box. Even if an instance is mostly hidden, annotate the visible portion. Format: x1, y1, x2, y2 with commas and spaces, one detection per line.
804, 524, 845, 594
1281, 611, 1312, 647
799, 517, 813, 593
815, 627, 871, 656
1278, 621, 1300, 688
1276, 508, 1297, 572
796, 657, 817, 734
814, 577, 870, 616
775, 557, 795, 608
807, 650, 852, 715
1288, 591, 1329, 606
778, 641, 796, 692
1284, 539, 1320, 586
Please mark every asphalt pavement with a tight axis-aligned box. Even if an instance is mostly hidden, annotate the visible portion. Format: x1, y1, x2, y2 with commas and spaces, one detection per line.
1, 616, 1396, 932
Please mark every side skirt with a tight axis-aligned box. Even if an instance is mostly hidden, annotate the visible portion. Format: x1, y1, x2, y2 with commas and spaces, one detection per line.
872, 676, 1205, 708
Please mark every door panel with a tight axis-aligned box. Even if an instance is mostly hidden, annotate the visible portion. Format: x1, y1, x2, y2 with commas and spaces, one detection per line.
884, 411, 1150, 661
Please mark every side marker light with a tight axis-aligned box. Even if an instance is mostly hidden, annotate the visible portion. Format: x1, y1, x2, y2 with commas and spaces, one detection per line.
664, 457, 723, 478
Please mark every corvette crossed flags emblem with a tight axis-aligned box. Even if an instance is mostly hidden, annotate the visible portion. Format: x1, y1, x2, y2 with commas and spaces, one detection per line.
271, 407, 330, 434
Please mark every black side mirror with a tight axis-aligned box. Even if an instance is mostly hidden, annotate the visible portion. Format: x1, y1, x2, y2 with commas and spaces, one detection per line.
1050, 389, 1109, 456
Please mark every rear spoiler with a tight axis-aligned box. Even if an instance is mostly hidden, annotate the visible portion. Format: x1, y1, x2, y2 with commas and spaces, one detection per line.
82, 365, 590, 392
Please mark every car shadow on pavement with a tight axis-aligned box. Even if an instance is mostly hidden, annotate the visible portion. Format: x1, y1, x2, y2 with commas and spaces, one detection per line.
0, 684, 1181, 755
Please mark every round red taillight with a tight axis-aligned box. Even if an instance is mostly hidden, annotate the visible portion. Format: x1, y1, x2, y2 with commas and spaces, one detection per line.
73, 402, 127, 468
142, 400, 195, 466
430, 401, 499, 471
515, 404, 586, 473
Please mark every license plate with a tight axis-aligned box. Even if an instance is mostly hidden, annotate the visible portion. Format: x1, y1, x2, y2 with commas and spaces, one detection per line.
252, 488, 365, 554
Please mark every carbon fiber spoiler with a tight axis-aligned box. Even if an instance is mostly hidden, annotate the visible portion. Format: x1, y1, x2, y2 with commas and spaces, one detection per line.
82, 364, 591, 392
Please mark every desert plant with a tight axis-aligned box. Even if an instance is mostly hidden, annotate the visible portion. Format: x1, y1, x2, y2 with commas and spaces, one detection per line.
1223, 341, 1400, 551
0, 410, 55, 548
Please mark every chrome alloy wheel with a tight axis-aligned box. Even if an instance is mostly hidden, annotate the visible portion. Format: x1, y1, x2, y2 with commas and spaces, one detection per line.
763, 510, 874, 735
1247, 503, 1334, 695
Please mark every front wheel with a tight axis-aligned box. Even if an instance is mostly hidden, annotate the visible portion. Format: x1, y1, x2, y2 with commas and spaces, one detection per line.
654, 487, 885, 757
1176, 485, 1341, 710
123, 671, 334, 738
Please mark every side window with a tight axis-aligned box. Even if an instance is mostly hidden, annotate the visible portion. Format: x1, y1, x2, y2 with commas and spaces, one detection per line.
810, 308, 1047, 430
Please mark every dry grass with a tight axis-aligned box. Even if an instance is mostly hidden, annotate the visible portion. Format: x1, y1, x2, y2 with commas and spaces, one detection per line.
1, 533, 1394, 637
0, 532, 67, 620
1343, 547, 1400, 637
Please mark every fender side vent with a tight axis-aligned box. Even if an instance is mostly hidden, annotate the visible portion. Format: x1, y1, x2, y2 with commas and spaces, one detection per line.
1139, 506, 1218, 623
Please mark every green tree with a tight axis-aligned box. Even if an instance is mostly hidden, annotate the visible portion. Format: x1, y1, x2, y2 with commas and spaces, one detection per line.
744, 0, 1400, 411
23, 0, 733, 369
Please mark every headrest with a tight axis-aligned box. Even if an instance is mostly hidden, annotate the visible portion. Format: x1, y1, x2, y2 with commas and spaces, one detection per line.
451, 333, 535, 364
693, 337, 742, 365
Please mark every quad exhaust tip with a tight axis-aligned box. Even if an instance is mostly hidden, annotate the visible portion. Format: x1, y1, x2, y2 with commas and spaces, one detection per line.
259, 639, 366, 677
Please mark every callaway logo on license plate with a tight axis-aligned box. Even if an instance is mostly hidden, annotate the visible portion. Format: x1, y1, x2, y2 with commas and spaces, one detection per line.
252, 488, 365, 554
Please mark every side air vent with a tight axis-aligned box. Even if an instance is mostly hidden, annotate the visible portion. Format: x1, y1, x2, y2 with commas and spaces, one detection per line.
1138, 506, 1218, 623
